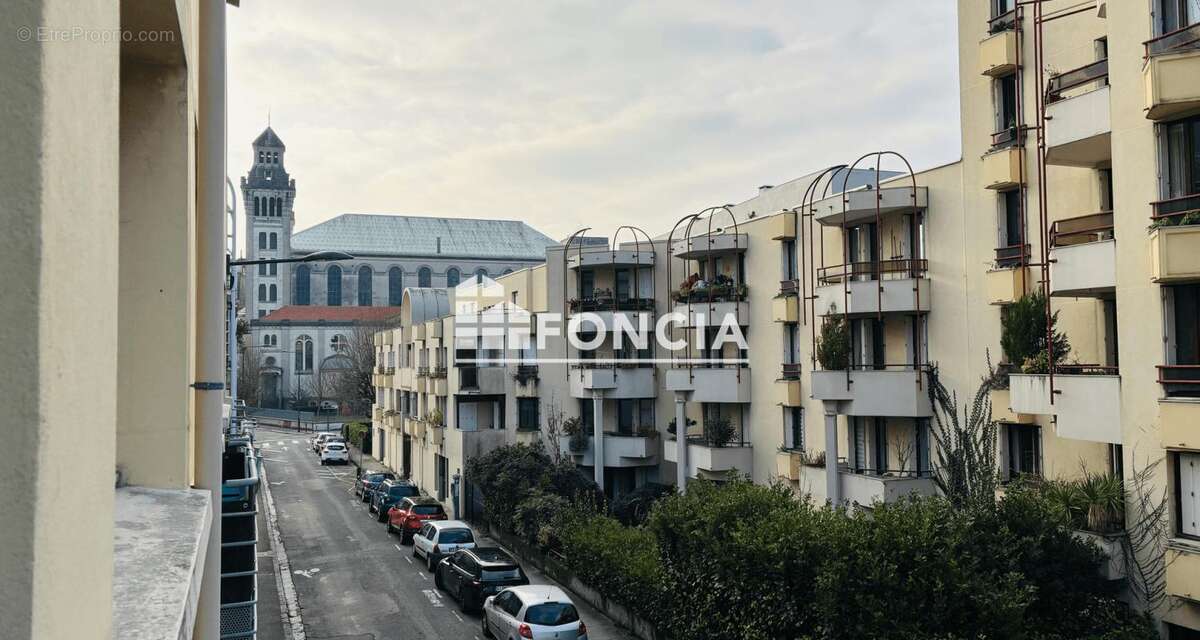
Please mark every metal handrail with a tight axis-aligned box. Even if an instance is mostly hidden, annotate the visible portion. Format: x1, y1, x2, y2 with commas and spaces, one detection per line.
991, 125, 1027, 149
779, 279, 799, 296
1054, 363, 1119, 375
781, 362, 802, 380
1145, 21, 1200, 57
1157, 364, 1200, 384
1045, 58, 1108, 103
988, 8, 1017, 34
1151, 193, 1200, 222
816, 258, 928, 285
995, 243, 1031, 267
1050, 211, 1114, 247
567, 296, 655, 312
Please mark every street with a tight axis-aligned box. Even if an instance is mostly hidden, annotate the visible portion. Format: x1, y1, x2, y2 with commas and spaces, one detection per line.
255, 426, 632, 640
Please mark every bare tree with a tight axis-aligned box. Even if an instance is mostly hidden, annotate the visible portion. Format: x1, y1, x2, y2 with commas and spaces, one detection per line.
332, 323, 382, 416
541, 393, 567, 463
237, 348, 263, 406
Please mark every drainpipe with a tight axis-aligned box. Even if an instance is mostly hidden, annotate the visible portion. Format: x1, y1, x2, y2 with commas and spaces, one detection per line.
592, 390, 605, 490
227, 178, 238, 430
823, 402, 840, 505
674, 391, 688, 492
195, 2, 227, 638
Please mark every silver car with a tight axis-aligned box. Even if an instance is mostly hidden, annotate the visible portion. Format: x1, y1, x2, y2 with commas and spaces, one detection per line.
482, 585, 586, 640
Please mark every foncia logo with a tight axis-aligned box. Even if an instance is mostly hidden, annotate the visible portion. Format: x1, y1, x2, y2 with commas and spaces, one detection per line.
453, 275, 748, 366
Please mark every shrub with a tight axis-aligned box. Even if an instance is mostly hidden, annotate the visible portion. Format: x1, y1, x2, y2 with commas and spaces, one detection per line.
702, 416, 735, 447
816, 315, 849, 370
557, 513, 666, 620
1002, 290, 1070, 370
610, 482, 673, 526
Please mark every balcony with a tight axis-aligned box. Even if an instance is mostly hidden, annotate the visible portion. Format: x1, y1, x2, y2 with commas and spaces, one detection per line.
1149, 209, 1200, 283
672, 300, 750, 327
566, 297, 655, 329
989, 388, 1036, 424
514, 364, 539, 397
768, 213, 796, 240
558, 433, 660, 468
1158, 368, 1200, 450
569, 365, 656, 399
1008, 369, 1122, 444
670, 233, 749, 259
457, 366, 506, 395
797, 464, 937, 506
814, 260, 930, 317
664, 366, 752, 403
1044, 61, 1111, 167
1049, 212, 1115, 297
405, 418, 425, 439
567, 249, 655, 270
985, 264, 1034, 305
979, 28, 1017, 77
981, 145, 1022, 190
1143, 24, 1200, 120
1166, 541, 1200, 603
811, 186, 928, 228
664, 438, 753, 478
779, 363, 803, 406
772, 294, 799, 323
810, 367, 932, 417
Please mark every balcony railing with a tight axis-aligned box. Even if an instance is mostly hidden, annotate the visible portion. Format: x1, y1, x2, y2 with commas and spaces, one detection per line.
988, 8, 1017, 34
430, 366, 447, 379
844, 465, 934, 480
816, 258, 928, 286
1151, 193, 1200, 224
1046, 59, 1108, 104
781, 362, 802, 380
1050, 211, 1113, 247
991, 125, 1027, 149
779, 279, 799, 296
416, 366, 430, 377
1158, 364, 1200, 397
1145, 21, 1200, 57
515, 364, 539, 384
1055, 364, 1119, 375
995, 243, 1031, 268
672, 283, 748, 304
568, 297, 655, 313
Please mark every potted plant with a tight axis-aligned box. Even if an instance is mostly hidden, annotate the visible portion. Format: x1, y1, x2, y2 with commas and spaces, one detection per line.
702, 416, 735, 448
816, 315, 850, 371
666, 416, 696, 437
425, 408, 444, 429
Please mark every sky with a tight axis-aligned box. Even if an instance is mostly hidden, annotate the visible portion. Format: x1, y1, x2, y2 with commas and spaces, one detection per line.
227, 1, 962, 242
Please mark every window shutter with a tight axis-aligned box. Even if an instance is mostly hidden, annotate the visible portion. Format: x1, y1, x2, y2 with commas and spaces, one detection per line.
1182, 453, 1200, 538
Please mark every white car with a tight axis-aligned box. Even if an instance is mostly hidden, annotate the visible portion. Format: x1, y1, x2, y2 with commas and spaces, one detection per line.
319, 400, 338, 412
482, 585, 587, 640
311, 433, 344, 453
319, 441, 349, 465
412, 520, 477, 572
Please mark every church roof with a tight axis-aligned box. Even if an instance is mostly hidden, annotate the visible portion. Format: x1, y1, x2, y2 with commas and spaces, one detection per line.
253, 126, 285, 149
253, 305, 399, 324
291, 214, 556, 261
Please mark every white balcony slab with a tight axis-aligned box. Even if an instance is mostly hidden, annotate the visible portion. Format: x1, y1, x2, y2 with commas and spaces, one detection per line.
814, 277, 930, 316
796, 464, 937, 506
810, 369, 932, 417
567, 249, 655, 269
664, 439, 753, 477
1050, 239, 1115, 297
569, 367, 656, 399
1008, 373, 1122, 444
1045, 86, 1111, 168
671, 233, 749, 258
671, 301, 749, 327
664, 367, 751, 403
559, 434, 660, 468
812, 186, 928, 227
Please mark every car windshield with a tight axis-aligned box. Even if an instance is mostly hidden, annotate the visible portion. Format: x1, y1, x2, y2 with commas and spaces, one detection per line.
439, 529, 473, 544
524, 603, 579, 626
412, 505, 443, 515
388, 485, 417, 497
480, 567, 522, 582
364, 474, 384, 482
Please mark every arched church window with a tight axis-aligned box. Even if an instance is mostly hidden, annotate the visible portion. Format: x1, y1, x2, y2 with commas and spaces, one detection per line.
258, 284, 266, 301
327, 265, 342, 306
418, 266, 432, 288
258, 232, 267, 250
446, 267, 460, 289
269, 284, 277, 302
358, 266, 373, 306
388, 267, 403, 305
269, 233, 278, 250
295, 265, 311, 305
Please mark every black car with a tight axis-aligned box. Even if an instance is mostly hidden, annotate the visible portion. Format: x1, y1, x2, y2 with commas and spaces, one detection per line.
434, 547, 529, 613
356, 471, 396, 502
370, 479, 419, 522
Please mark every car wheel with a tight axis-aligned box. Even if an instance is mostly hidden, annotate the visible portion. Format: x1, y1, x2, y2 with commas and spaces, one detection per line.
434, 567, 445, 591
386, 520, 394, 534
426, 555, 435, 572
377, 510, 387, 523
401, 531, 412, 545
481, 613, 493, 639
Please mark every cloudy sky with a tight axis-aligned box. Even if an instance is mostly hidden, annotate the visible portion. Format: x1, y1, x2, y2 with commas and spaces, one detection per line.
227, 1, 961, 242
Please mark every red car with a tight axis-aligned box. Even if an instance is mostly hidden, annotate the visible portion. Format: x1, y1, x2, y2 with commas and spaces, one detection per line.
387, 496, 447, 543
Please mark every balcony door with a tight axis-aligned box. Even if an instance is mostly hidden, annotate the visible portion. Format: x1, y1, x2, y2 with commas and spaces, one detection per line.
1160, 0, 1200, 34
850, 318, 885, 370
614, 269, 631, 302
578, 269, 595, 299
1165, 115, 1200, 200
846, 223, 878, 281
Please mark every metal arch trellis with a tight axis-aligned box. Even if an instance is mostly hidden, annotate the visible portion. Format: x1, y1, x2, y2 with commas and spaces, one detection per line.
561, 228, 592, 374
665, 214, 701, 372
674, 205, 743, 383
610, 225, 657, 365
800, 165, 851, 368
838, 151, 923, 390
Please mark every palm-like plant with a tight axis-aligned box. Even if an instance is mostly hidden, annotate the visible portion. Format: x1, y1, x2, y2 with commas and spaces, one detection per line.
926, 364, 999, 510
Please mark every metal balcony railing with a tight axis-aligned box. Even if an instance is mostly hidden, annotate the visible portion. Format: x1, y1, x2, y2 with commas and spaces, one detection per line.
991, 125, 1027, 149
568, 297, 655, 313
816, 258, 929, 285
1045, 58, 1108, 103
779, 279, 799, 296
1158, 364, 1200, 397
1055, 364, 1119, 375
1145, 21, 1200, 57
1050, 211, 1114, 247
416, 366, 430, 377
1151, 193, 1200, 224
988, 8, 1017, 34
781, 362, 802, 380
994, 243, 1031, 268
515, 364, 539, 383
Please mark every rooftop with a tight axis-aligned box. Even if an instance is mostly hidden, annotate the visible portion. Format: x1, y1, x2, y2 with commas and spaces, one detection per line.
291, 213, 557, 260
254, 305, 400, 324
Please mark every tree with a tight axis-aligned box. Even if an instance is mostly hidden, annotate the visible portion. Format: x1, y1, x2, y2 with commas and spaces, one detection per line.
816, 311, 850, 370
926, 365, 999, 511
1000, 290, 1070, 372
331, 323, 382, 416
237, 348, 263, 406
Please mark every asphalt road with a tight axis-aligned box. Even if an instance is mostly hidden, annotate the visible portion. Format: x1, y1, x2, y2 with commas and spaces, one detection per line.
256, 426, 632, 640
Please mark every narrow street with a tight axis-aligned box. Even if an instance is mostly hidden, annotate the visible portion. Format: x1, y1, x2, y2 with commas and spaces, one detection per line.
255, 426, 633, 640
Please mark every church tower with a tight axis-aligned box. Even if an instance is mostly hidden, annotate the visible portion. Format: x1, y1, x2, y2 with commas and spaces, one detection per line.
241, 126, 296, 319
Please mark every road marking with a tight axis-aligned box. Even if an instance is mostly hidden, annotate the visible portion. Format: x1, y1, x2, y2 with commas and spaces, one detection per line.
452, 612, 464, 623
292, 439, 299, 444
422, 589, 443, 607
394, 544, 403, 552
418, 571, 427, 580
293, 567, 321, 579
270, 481, 287, 486
405, 555, 413, 564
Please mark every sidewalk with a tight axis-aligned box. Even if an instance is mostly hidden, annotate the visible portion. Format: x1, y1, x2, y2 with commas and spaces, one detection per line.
346, 439, 390, 476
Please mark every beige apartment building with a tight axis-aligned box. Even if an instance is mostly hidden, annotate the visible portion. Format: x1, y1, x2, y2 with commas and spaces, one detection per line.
371, 1, 1200, 633
2, 1, 233, 639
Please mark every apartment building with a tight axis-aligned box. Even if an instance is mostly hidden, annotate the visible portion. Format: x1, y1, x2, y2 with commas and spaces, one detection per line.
2, 1, 232, 638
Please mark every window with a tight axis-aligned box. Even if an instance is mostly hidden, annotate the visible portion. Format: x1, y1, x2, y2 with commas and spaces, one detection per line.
331, 334, 349, 353
358, 266, 373, 306
517, 398, 539, 430
475, 268, 488, 280
524, 603, 579, 626
994, 73, 1019, 144
783, 407, 803, 451
269, 233, 278, 250
1176, 452, 1200, 539
253, 197, 260, 216
1160, 0, 1200, 34
258, 232, 267, 250
579, 269, 595, 299
418, 266, 432, 288
1004, 423, 1042, 480
996, 189, 1024, 267
258, 283, 266, 302
580, 398, 594, 431
269, 284, 277, 302
781, 239, 796, 280
388, 267, 403, 305
1164, 115, 1200, 201
295, 265, 311, 305
294, 336, 314, 371
446, 267, 460, 288
258, 151, 264, 163
327, 265, 342, 305
258, 263, 267, 276
502, 268, 513, 275
1165, 284, 1200, 397
269, 262, 277, 276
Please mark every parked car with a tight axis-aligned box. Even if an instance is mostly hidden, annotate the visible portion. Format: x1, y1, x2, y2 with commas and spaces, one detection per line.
386, 496, 447, 543
436, 548, 530, 614
311, 433, 333, 453
355, 471, 396, 501
319, 442, 349, 465
319, 400, 338, 413
412, 520, 476, 571
313, 434, 345, 455
481, 585, 585, 639
369, 480, 420, 521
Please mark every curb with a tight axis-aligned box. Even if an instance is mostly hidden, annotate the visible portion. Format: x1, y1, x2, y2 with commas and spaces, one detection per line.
260, 463, 306, 640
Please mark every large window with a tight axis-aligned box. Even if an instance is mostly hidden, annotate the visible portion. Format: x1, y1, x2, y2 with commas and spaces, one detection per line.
475, 268, 488, 281
269, 284, 277, 302
269, 233, 278, 250
1177, 452, 1200, 539
783, 407, 803, 451
418, 266, 432, 288
1160, 0, 1200, 34
994, 73, 1019, 145
616, 399, 654, 435
258, 283, 266, 302
1164, 115, 1200, 201
1164, 284, 1200, 397
1004, 423, 1042, 480
446, 267, 460, 289
327, 265, 342, 306
517, 398, 539, 431
294, 336, 314, 371
357, 266, 373, 306
258, 232, 267, 250
388, 267, 403, 305
295, 265, 311, 305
